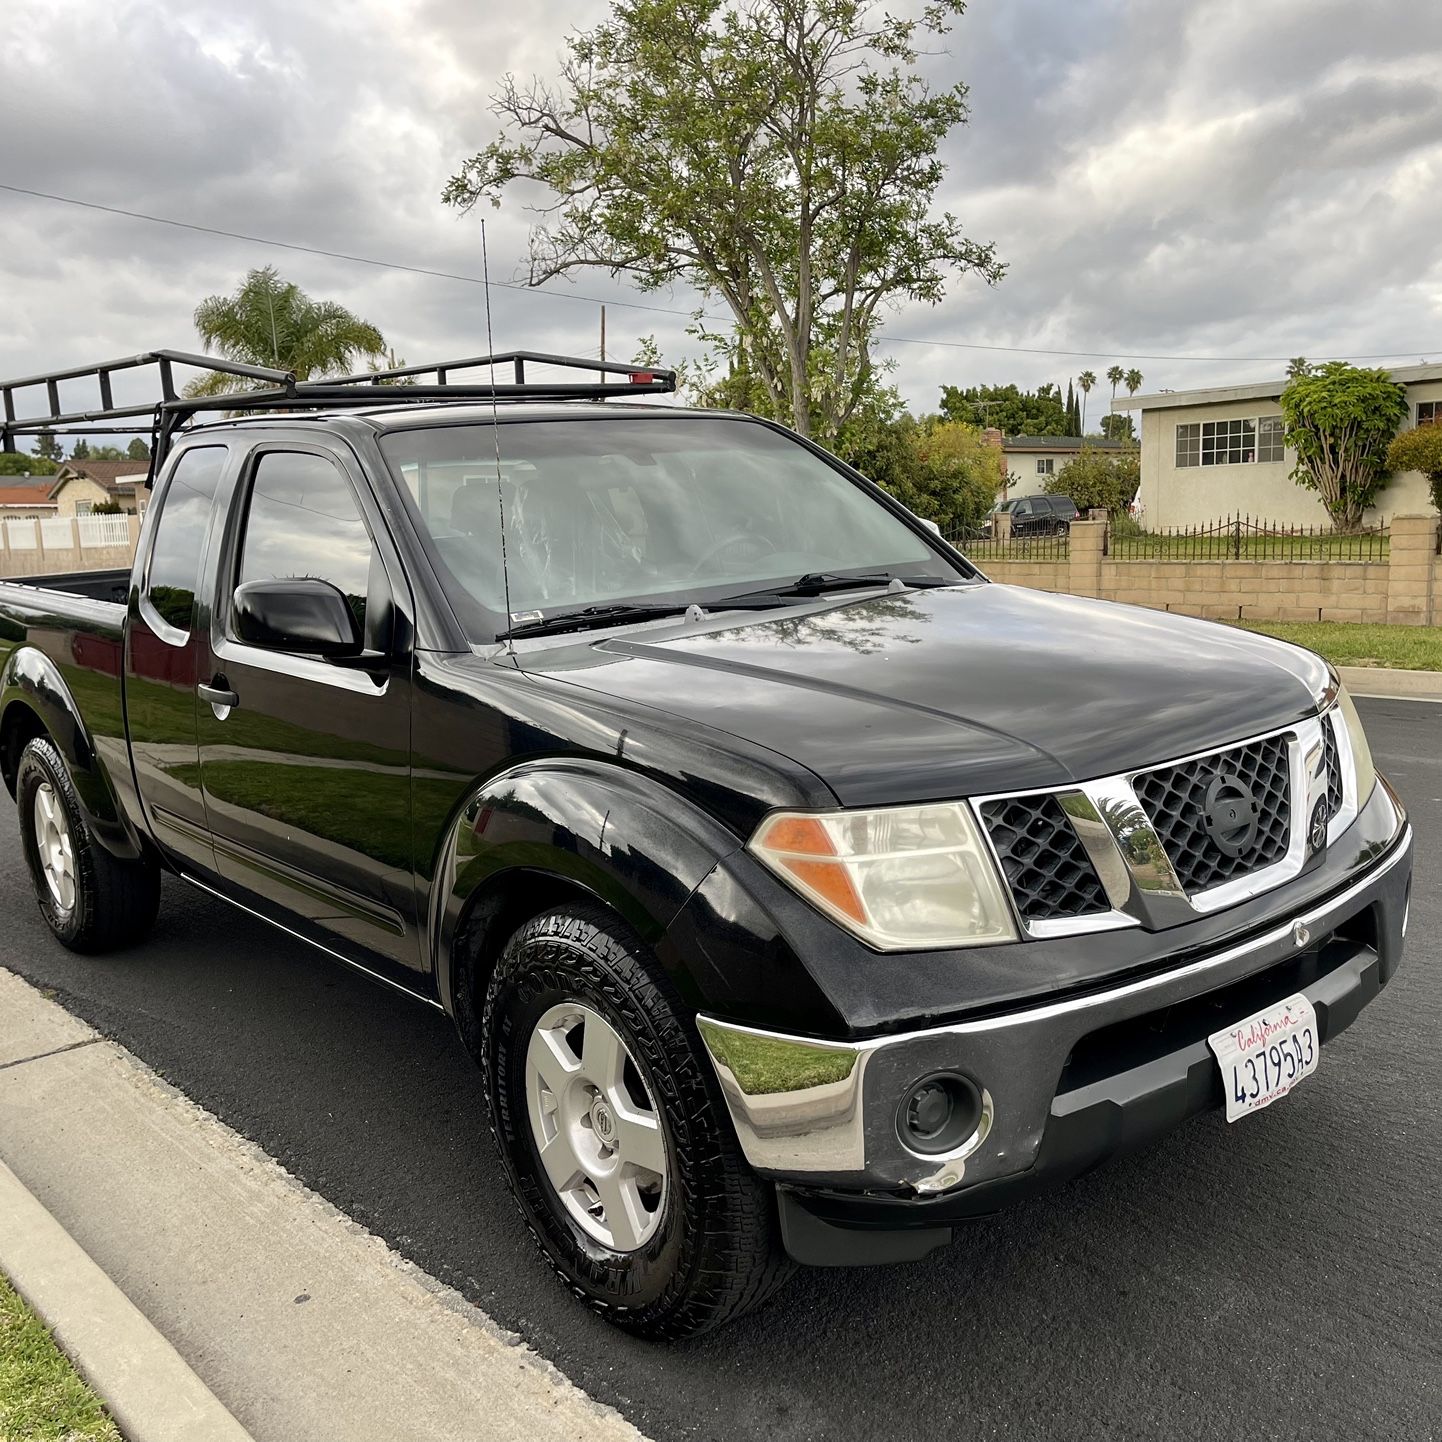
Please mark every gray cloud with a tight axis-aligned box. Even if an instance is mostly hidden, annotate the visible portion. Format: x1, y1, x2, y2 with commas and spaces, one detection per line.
1, 0, 1440, 434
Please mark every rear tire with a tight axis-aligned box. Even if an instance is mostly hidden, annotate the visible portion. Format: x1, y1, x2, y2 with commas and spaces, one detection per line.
16, 736, 161, 953
481, 902, 793, 1339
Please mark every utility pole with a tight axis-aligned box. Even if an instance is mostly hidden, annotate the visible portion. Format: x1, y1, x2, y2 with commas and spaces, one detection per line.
600, 306, 607, 365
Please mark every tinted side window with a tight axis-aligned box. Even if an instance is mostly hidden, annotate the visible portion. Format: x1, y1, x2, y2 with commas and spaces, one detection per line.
237, 452, 375, 635
146, 446, 226, 633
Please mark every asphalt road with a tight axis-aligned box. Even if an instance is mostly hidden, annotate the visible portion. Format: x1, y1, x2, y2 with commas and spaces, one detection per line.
2, 697, 1438, 1442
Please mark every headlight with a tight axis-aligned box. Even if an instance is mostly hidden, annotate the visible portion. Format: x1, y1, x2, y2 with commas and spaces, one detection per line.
1336, 684, 1376, 807
748, 803, 1017, 950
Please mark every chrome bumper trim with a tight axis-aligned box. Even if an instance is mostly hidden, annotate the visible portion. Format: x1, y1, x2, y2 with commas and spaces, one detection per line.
698, 822, 1411, 1186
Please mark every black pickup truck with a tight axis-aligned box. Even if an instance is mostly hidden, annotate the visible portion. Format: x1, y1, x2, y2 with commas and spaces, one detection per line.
0, 350, 1412, 1339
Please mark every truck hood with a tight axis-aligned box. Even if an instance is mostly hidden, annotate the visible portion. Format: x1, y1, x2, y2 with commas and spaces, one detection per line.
529, 584, 1329, 805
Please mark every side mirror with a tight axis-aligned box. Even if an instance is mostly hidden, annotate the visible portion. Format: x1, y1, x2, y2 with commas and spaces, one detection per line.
232, 578, 362, 657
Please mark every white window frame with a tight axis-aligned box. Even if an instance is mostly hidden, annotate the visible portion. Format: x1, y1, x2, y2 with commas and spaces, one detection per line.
1176, 416, 1286, 468
1036, 458, 1054, 475
1419, 401, 1440, 425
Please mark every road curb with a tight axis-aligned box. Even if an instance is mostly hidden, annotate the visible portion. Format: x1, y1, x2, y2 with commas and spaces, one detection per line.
0, 1158, 254, 1442
1338, 665, 1442, 700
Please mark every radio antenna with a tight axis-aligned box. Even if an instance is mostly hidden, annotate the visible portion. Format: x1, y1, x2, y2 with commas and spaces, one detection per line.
480, 218, 515, 655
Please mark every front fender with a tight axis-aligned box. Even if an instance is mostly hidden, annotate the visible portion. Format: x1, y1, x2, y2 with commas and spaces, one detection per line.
0, 646, 142, 859
431, 758, 743, 1016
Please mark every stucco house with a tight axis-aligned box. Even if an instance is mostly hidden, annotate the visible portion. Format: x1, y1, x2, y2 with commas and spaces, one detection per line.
1112, 363, 1441, 528
47, 459, 150, 517
0, 482, 59, 520
997, 435, 1131, 500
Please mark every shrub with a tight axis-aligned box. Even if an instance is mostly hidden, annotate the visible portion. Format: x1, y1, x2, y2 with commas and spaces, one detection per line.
1045, 445, 1139, 515
1386, 420, 1442, 515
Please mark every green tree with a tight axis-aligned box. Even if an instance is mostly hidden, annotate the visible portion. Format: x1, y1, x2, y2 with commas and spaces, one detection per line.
35, 429, 63, 462
1279, 362, 1409, 530
834, 402, 997, 536
1124, 367, 1143, 399
1385, 419, 1442, 515
83, 445, 128, 461
70, 438, 91, 460
187, 266, 385, 397
1286, 357, 1311, 379
0, 452, 60, 476
1045, 444, 1139, 515
1065, 378, 1077, 435
1098, 412, 1135, 442
444, 0, 1003, 446
89, 499, 125, 515
126, 438, 151, 461
938, 382, 1068, 435
1077, 369, 1096, 433
1106, 364, 1124, 401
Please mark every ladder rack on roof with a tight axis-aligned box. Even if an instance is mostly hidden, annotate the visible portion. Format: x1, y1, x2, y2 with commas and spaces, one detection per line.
0, 349, 676, 478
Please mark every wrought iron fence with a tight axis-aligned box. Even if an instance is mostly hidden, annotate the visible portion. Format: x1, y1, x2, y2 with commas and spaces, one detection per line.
944, 523, 1070, 562
1106, 514, 1389, 562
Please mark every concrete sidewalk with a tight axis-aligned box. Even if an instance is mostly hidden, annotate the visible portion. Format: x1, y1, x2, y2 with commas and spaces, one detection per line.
1338, 665, 1442, 700
0, 969, 646, 1442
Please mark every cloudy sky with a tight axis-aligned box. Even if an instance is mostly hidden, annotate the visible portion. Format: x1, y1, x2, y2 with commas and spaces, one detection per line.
2, 0, 1441, 437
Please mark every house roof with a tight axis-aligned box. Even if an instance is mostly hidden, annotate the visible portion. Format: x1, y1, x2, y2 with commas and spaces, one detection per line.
1002, 435, 1130, 451
1113, 361, 1442, 412
55, 459, 150, 490
0, 483, 59, 508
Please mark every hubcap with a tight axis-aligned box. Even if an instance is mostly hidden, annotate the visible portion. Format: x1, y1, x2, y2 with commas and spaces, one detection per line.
32, 782, 76, 915
524, 1002, 668, 1252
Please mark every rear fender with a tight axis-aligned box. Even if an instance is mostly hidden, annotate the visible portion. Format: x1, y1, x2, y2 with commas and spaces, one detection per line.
431, 758, 742, 1018
0, 646, 142, 859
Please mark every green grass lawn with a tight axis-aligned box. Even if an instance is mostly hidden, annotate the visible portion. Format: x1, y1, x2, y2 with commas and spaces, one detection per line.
1232, 620, 1442, 671
0, 1275, 120, 1442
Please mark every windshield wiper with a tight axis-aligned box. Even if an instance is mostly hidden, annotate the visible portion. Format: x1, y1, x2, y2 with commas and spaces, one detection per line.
718, 571, 950, 604
498, 602, 692, 640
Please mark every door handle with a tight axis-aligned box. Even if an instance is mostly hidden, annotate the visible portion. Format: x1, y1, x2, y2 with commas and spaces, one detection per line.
198, 680, 239, 709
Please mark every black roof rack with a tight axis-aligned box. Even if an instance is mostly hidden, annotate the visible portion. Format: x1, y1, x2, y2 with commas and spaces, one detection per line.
0, 349, 676, 479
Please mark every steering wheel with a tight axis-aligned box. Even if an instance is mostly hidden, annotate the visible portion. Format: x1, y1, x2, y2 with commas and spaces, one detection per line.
689, 531, 778, 578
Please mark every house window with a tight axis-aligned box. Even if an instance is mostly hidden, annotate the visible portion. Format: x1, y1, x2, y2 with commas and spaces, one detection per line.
1420, 401, 1440, 425
1201, 418, 1256, 465
1257, 416, 1285, 462
75, 501, 94, 515
1175, 424, 1200, 467
1036, 458, 1054, 475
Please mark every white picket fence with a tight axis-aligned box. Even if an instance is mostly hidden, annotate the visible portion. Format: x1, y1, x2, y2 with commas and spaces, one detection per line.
77, 513, 132, 548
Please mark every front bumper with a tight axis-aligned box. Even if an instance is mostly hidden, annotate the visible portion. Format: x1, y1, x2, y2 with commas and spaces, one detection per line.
697, 793, 1411, 1256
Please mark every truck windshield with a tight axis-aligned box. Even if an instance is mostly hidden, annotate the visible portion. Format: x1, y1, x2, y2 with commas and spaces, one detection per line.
379, 415, 962, 641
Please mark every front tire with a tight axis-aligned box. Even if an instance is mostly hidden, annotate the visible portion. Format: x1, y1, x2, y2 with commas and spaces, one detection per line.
16, 736, 161, 952
482, 903, 792, 1339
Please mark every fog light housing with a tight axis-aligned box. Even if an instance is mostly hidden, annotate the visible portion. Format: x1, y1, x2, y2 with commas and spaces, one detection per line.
897, 1073, 984, 1156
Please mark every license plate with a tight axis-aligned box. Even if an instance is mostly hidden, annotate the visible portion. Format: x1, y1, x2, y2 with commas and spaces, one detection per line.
1208, 993, 1319, 1123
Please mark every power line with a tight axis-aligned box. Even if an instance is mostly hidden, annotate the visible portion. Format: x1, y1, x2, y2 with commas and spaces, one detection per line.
2, 182, 1435, 366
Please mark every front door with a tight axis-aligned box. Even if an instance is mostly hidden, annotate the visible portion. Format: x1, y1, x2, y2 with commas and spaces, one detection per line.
195, 441, 420, 976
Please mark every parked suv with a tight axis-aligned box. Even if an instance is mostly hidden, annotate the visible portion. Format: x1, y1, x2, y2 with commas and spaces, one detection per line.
0, 350, 1412, 1339
991, 493, 1078, 536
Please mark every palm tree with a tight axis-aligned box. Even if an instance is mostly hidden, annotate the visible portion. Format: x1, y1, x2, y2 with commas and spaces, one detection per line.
1124, 367, 1143, 399
1286, 357, 1310, 380
1077, 370, 1096, 433
186, 266, 386, 396
1106, 364, 1124, 401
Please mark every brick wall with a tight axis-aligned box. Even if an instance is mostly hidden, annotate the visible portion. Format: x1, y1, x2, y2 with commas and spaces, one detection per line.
980, 515, 1441, 625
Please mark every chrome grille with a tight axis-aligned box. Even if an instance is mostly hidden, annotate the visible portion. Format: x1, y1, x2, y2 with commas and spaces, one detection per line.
1322, 715, 1344, 821
979, 795, 1110, 923
1131, 733, 1292, 895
